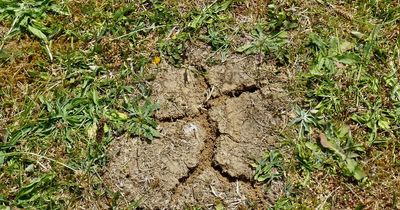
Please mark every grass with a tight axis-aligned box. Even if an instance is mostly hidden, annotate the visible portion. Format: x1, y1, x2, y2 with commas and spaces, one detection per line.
0, 0, 162, 207
1, 0, 399, 208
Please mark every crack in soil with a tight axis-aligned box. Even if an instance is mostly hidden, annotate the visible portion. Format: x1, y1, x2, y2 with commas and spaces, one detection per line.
170, 72, 269, 206
196, 63, 264, 101
212, 158, 254, 184
156, 114, 189, 122
224, 84, 260, 98
171, 110, 218, 200
104, 58, 287, 208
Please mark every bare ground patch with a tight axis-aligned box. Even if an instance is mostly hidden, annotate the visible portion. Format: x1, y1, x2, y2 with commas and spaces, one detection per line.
104, 116, 209, 208
103, 54, 292, 208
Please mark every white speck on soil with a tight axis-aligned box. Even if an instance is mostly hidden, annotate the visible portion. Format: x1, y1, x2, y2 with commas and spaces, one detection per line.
183, 123, 199, 137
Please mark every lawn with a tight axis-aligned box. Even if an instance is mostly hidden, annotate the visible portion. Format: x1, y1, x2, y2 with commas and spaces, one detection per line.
0, 0, 399, 209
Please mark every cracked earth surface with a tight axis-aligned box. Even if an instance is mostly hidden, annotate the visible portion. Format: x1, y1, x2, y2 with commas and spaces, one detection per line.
103, 50, 292, 209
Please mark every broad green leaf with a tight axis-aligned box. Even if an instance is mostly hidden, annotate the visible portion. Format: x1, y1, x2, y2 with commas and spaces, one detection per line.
378, 119, 390, 130
92, 90, 99, 106
350, 31, 364, 39
188, 14, 208, 29
212, 0, 232, 13
148, 127, 160, 138
337, 125, 350, 138
345, 158, 357, 172
16, 174, 55, 200
345, 158, 366, 180
309, 33, 326, 50
87, 123, 97, 139
277, 31, 288, 39
310, 56, 325, 75
215, 203, 225, 210
346, 152, 360, 159
339, 41, 354, 52
336, 53, 360, 65
27, 25, 48, 42
236, 43, 254, 53
117, 111, 129, 120
351, 114, 368, 124
319, 132, 346, 160
0, 152, 4, 166
305, 142, 319, 151
353, 165, 366, 180
104, 123, 110, 133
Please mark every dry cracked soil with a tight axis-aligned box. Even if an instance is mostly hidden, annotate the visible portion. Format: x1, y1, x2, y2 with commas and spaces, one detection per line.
103, 46, 293, 209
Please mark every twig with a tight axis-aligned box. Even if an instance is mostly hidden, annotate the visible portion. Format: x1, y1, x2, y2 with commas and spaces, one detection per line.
210, 184, 223, 198
316, 187, 339, 210
2, 151, 77, 172
204, 86, 215, 103
45, 43, 53, 62
0, 15, 19, 51
113, 24, 165, 40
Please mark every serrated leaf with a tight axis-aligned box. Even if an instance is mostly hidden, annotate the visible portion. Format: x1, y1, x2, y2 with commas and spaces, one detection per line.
309, 33, 326, 50
148, 127, 160, 138
188, 15, 205, 29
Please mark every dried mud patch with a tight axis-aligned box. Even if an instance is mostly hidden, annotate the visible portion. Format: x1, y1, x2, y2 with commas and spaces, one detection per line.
151, 63, 208, 120
171, 168, 265, 209
209, 87, 290, 180
104, 116, 210, 208
205, 55, 287, 98
104, 56, 292, 208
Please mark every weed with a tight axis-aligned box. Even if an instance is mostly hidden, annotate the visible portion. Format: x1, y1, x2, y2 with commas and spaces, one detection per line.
266, 2, 298, 32
253, 150, 285, 183
159, 0, 233, 66
0, 0, 68, 59
158, 32, 189, 66
187, 0, 232, 31
236, 24, 289, 63
269, 197, 292, 210
1, 0, 399, 208
0, 7, 160, 203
